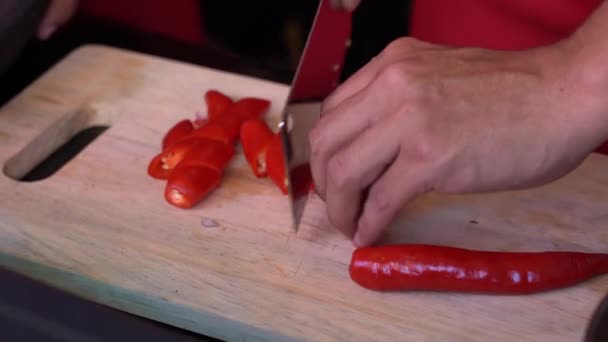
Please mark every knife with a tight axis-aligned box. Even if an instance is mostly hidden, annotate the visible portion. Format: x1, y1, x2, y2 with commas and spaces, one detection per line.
278, 0, 352, 232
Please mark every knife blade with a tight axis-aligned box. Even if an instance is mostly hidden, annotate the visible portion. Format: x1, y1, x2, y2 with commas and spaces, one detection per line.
278, 0, 352, 232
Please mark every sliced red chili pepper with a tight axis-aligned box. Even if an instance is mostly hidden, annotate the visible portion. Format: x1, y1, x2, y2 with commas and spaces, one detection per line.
164, 165, 221, 209
349, 244, 608, 294
147, 153, 169, 179
188, 97, 271, 145
162, 119, 194, 150
189, 112, 247, 146
178, 139, 235, 173
148, 137, 205, 179
204, 89, 233, 122
226, 97, 271, 123
240, 119, 274, 177
265, 133, 288, 194
193, 112, 209, 128
188, 122, 227, 144
214, 115, 245, 144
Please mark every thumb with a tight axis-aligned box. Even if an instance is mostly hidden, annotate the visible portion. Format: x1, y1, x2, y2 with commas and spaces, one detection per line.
38, 0, 79, 40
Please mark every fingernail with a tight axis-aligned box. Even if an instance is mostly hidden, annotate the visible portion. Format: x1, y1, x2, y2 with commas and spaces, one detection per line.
38, 25, 57, 40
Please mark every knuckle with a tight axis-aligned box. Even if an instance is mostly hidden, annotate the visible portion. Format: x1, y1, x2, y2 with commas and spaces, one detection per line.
379, 63, 411, 89
383, 37, 417, 56
395, 36, 417, 49
410, 134, 442, 164
321, 92, 344, 113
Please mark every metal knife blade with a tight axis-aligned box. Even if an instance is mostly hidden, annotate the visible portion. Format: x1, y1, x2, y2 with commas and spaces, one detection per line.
278, 0, 352, 232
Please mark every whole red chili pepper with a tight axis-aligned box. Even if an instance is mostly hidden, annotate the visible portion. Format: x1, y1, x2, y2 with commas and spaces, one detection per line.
349, 244, 608, 294
162, 119, 194, 150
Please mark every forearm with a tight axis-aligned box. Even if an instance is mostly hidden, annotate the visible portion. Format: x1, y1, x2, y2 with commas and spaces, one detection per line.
569, 1, 608, 62
550, 1, 608, 152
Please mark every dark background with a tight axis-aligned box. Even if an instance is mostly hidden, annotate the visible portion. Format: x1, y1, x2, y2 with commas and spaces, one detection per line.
0, 1, 411, 105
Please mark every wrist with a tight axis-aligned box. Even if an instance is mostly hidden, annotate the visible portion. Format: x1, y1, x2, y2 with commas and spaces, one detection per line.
541, 35, 608, 153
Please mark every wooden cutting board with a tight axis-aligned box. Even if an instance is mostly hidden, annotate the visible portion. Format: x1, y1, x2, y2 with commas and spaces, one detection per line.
1, 45, 608, 342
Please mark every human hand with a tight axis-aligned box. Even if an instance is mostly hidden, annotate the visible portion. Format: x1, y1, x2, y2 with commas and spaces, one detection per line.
37, 0, 79, 40
309, 36, 606, 247
329, 0, 361, 11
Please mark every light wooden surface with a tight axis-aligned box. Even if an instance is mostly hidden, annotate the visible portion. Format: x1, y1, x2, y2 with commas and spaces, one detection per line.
1, 45, 608, 342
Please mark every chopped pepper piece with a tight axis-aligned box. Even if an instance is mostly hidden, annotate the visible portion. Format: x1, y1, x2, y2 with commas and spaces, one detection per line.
162, 119, 194, 150
149, 132, 204, 180
179, 139, 235, 173
188, 121, 235, 145
164, 165, 221, 209
147, 153, 169, 179
227, 97, 271, 123
265, 133, 288, 194
240, 119, 274, 177
204, 89, 234, 122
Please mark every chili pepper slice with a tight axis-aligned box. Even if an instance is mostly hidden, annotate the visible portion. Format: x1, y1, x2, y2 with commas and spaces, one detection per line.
265, 133, 288, 194
162, 119, 195, 150
152, 137, 204, 176
240, 119, 274, 177
147, 153, 169, 179
188, 97, 271, 145
178, 139, 235, 173
193, 112, 209, 128
188, 122, 233, 145
204, 89, 233, 122
164, 165, 221, 209
349, 244, 608, 294
227, 97, 271, 123
189, 113, 246, 146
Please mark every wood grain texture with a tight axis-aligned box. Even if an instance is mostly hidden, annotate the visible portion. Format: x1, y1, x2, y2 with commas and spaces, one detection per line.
1, 45, 608, 342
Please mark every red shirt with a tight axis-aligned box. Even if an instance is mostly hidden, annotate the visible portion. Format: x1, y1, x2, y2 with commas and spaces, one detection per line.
409, 0, 602, 50
409, 0, 608, 153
